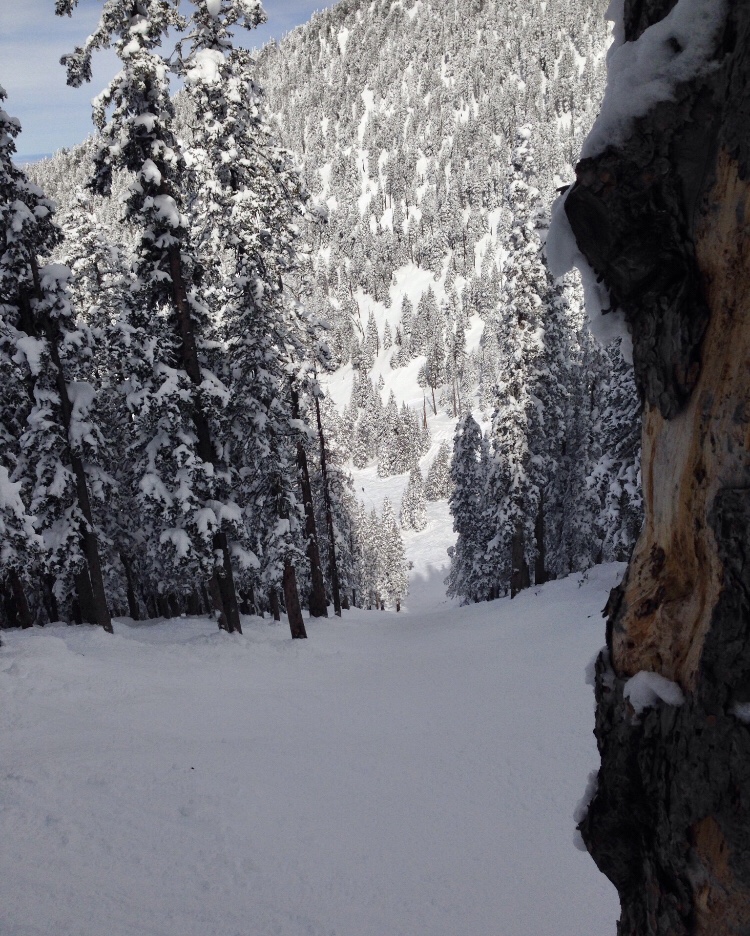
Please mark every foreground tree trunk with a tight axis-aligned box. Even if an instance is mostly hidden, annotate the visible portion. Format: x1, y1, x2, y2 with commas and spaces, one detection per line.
565, 5, 750, 933
291, 387, 328, 618
282, 563, 307, 640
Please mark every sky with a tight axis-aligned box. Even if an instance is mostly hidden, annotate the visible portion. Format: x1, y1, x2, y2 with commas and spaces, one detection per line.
0, 0, 327, 160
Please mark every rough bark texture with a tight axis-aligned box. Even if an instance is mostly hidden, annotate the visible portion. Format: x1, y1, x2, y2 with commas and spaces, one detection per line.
282, 563, 307, 640
566, 3, 750, 933
510, 527, 530, 598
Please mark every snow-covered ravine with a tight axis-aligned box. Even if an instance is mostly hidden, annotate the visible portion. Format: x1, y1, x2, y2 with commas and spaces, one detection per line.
1, 567, 621, 936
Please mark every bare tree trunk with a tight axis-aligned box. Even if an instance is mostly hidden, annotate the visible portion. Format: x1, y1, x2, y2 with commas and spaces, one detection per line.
291, 387, 328, 618
282, 563, 307, 639
75, 566, 97, 625
42, 575, 59, 625
533, 495, 547, 586
510, 526, 530, 598
565, 5, 750, 932
120, 552, 140, 620
157, 594, 171, 620
314, 395, 342, 616
213, 531, 242, 634
269, 587, 281, 622
8, 569, 33, 629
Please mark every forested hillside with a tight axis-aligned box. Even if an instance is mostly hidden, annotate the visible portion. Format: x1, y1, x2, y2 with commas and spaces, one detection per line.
254, 0, 642, 599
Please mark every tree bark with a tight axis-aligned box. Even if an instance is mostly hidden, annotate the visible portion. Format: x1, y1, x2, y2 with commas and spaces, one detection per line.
534, 495, 547, 586
269, 587, 281, 622
282, 563, 307, 639
42, 575, 59, 625
213, 531, 242, 634
565, 4, 750, 932
291, 387, 328, 617
314, 394, 342, 616
8, 569, 33, 629
120, 552, 140, 620
510, 525, 530, 598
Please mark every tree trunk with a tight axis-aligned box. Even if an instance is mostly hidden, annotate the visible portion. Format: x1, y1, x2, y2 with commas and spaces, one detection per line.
533, 495, 547, 586
291, 387, 328, 618
565, 5, 750, 932
270, 587, 281, 622
314, 394, 342, 616
157, 593, 171, 620
120, 552, 140, 620
510, 526, 530, 598
42, 575, 59, 625
75, 566, 97, 625
7, 569, 33, 629
213, 531, 242, 634
282, 563, 307, 639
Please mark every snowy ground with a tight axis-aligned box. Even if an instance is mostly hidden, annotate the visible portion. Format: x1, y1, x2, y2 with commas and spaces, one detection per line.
1, 565, 621, 936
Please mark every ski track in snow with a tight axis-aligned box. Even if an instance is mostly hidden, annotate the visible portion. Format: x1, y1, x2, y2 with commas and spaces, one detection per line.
1, 565, 621, 936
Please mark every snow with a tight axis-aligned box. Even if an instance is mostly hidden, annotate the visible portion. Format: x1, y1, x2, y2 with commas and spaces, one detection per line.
14, 333, 46, 376
623, 670, 685, 715
0, 565, 622, 936
152, 193, 182, 228
185, 48, 225, 86
337, 26, 350, 57
546, 189, 631, 356
583, 0, 727, 159
140, 158, 162, 185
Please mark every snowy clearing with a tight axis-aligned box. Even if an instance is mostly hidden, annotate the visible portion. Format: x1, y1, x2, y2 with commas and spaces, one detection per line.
1, 565, 620, 936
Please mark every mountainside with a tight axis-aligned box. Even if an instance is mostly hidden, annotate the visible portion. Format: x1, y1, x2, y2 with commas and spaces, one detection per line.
253, 0, 642, 596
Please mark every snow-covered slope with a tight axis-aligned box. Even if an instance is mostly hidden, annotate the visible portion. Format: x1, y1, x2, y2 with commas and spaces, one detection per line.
1, 565, 622, 936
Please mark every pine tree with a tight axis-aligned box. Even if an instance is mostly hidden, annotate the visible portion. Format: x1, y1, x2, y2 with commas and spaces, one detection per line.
0, 84, 112, 630
400, 466, 427, 531
381, 497, 408, 611
446, 414, 487, 603
425, 441, 453, 501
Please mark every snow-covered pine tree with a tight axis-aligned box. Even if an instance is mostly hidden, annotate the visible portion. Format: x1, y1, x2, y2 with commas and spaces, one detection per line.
400, 466, 427, 532
0, 84, 112, 631
425, 441, 453, 501
178, 0, 322, 636
381, 497, 408, 612
485, 127, 568, 596
446, 413, 487, 604
58, 0, 246, 630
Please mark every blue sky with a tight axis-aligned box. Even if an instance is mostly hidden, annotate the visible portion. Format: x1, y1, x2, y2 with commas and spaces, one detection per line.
0, 0, 327, 160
